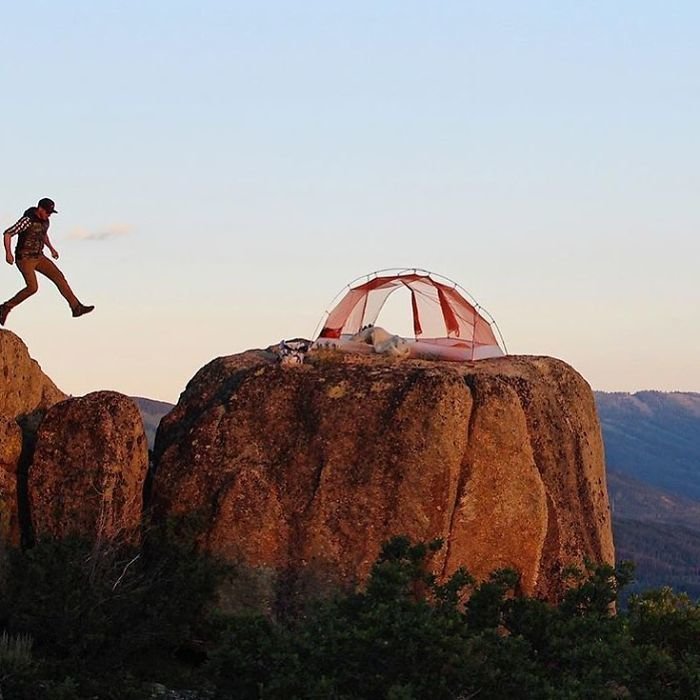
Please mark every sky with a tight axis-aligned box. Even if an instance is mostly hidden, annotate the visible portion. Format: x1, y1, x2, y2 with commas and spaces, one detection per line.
2, 1, 698, 403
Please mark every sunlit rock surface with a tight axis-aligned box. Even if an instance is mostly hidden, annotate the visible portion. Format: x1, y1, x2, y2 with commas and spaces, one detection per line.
152, 350, 614, 602
29, 391, 149, 543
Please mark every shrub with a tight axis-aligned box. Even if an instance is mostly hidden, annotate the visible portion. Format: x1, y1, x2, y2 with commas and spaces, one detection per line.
0, 520, 227, 697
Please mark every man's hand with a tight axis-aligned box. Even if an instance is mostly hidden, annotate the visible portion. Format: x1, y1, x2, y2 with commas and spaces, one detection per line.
5, 252, 13, 265
50, 248, 59, 260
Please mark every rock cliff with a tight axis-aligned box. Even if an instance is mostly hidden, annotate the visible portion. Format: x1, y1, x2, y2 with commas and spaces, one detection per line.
1, 328, 614, 603
152, 350, 614, 602
0, 416, 23, 545
0, 330, 67, 545
0, 330, 65, 417
1, 330, 148, 547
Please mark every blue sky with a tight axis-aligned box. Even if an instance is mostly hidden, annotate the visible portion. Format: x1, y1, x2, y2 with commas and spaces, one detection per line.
2, 1, 698, 402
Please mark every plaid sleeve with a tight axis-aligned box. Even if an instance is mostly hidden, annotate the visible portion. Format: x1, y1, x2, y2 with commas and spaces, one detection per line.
4, 216, 31, 237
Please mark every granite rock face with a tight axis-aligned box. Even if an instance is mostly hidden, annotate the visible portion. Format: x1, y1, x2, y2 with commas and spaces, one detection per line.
29, 391, 149, 543
0, 330, 66, 418
0, 416, 23, 545
0, 329, 66, 546
152, 351, 614, 601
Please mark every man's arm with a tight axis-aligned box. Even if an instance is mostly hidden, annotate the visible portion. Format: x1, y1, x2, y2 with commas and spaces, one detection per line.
44, 231, 59, 259
3, 233, 13, 264
3, 216, 30, 265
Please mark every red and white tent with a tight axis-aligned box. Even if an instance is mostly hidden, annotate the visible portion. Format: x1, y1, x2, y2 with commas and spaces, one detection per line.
315, 269, 506, 361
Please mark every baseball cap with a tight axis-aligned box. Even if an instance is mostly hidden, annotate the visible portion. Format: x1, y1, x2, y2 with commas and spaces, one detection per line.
37, 197, 58, 213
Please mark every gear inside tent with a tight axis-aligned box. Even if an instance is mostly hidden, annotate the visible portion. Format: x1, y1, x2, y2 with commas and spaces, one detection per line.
313, 269, 506, 361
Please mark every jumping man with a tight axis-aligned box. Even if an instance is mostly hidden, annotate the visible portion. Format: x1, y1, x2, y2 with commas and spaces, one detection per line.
0, 197, 94, 326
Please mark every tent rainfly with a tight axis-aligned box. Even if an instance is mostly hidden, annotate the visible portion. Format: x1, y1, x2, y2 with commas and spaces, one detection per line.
315, 269, 506, 361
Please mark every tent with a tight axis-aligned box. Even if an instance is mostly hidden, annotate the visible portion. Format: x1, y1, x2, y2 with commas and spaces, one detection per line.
314, 269, 506, 361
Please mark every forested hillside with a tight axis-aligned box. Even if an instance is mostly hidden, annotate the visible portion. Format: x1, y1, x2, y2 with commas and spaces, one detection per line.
596, 391, 700, 497
597, 392, 700, 596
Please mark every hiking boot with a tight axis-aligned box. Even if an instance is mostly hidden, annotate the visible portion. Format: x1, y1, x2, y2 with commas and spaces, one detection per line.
0, 304, 9, 326
72, 303, 95, 318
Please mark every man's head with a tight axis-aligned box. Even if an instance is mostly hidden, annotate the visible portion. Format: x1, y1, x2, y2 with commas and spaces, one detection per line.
36, 197, 58, 220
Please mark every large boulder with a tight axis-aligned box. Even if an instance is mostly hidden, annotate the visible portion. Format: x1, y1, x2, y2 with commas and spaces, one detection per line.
152, 351, 614, 602
29, 391, 149, 543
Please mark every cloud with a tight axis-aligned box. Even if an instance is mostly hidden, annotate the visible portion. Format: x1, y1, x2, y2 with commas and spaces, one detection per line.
67, 224, 133, 241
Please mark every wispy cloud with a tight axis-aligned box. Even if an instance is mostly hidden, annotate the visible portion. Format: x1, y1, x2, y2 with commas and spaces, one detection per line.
67, 224, 133, 241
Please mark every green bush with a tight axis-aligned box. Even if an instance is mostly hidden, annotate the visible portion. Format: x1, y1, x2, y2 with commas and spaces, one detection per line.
5, 530, 700, 699
206, 537, 542, 699
205, 537, 700, 699
0, 521, 227, 698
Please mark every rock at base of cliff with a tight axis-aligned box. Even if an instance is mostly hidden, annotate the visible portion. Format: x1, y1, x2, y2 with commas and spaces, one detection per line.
29, 391, 149, 543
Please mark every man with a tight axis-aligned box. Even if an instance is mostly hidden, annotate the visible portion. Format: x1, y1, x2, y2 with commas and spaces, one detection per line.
0, 197, 94, 326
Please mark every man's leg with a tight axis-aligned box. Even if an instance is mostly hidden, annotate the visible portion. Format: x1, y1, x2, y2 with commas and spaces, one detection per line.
34, 256, 80, 310
2, 258, 40, 304
0, 258, 42, 325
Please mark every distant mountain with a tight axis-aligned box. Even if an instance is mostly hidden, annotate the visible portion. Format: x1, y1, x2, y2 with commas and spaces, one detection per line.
595, 391, 700, 499
596, 391, 700, 596
131, 396, 174, 449
607, 469, 700, 595
607, 468, 700, 528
